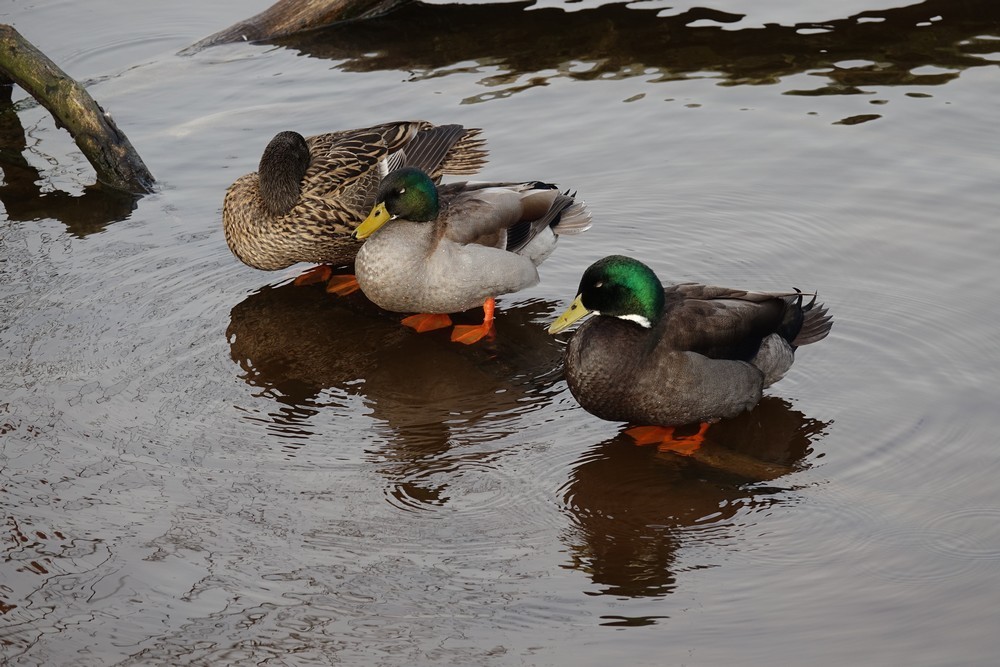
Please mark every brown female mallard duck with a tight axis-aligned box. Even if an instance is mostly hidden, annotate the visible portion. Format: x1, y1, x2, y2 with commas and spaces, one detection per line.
223, 121, 488, 292
548, 255, 833, 453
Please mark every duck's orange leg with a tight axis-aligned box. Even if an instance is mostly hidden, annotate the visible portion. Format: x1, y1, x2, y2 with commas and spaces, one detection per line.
450, 298, 497, 344
625, 422, 710, 456
293, 266, 360, 295
293, 264, 333, 286
325, 274, 360, 296
401, 313, 453, 333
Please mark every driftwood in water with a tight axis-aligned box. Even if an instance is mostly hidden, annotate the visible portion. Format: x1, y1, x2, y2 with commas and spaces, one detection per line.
185, 0, 411, 51
0, 83, 138, 235
0, 24, 154, 194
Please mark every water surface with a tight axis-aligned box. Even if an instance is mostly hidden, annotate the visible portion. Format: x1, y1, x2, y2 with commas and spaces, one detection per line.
2, 0, 1000, 664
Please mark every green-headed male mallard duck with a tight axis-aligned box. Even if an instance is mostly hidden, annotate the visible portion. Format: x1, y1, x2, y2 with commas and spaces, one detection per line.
223, 121, 488, 293
549, 255, 832, 453
353, 166, 592, 344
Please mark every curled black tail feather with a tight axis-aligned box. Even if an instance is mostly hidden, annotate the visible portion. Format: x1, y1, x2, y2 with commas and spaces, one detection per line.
793, 295, 833, 347
777, 288, 806, 345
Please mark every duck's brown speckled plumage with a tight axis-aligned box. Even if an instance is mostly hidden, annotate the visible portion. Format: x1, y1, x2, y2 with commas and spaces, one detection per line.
223, 121, 488, 271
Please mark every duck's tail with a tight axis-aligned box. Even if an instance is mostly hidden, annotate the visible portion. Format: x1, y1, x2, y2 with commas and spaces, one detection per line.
752, 291, 832, 387
792, 294, 833, 347
550, 190, 592, 236
503, 188, 592, 267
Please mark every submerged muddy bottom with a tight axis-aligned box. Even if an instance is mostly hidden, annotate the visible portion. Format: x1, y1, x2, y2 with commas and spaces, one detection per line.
3, 1, 1000, 665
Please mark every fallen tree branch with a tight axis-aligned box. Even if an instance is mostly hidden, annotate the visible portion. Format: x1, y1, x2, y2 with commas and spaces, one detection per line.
0, 24, 154, 194
183, 0, 412, 52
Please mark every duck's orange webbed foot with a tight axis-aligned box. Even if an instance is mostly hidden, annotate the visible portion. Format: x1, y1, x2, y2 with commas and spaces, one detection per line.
625, 422, 710, 456
401, 313, 453, 333
325, 274, 360, 296
293, 264, 333, 286
450, 298, 496, 345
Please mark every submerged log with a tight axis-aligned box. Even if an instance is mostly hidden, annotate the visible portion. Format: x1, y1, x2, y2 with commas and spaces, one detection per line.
0, 25, 154, 194
185, 0, 412, 52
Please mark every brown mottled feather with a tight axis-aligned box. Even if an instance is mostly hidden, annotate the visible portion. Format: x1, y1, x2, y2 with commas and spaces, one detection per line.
223, 121, 489, 271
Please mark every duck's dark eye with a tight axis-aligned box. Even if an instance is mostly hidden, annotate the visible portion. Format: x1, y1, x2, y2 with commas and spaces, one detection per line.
594, 281, 603, 289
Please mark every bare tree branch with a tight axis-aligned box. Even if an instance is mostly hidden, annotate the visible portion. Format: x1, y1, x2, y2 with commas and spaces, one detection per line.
0, 24, 154, 194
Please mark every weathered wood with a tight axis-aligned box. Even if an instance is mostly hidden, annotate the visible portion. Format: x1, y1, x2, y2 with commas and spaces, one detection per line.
184, 0, 411, 52
0, 84, 138, 234
0, 25, 154, 194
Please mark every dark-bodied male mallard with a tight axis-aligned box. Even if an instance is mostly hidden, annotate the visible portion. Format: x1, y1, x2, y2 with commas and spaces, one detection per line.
548, 255, 832, 453
223, 121, 488, 293
353, 166, 592, 344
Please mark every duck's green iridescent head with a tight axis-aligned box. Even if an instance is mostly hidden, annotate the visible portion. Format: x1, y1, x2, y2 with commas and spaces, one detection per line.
354, 167, 439, 239
549, 255, 665, 333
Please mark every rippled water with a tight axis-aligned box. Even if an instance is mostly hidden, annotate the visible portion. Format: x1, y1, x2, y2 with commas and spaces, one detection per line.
2, 0, 1000, 665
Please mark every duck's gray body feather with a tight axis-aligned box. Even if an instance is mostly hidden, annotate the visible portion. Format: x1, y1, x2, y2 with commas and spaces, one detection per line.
356, 219, 542, 313
356, 180, 591, 314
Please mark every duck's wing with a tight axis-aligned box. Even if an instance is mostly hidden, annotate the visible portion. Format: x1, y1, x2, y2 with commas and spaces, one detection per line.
658, 283, 808, 361
303, 122, 425, 202
402, 125, 489, 179
303, 122, 489, 213
437, 182, 579, 250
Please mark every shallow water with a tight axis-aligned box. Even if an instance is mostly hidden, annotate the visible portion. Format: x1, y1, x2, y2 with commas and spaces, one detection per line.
2, 0, 1000, 665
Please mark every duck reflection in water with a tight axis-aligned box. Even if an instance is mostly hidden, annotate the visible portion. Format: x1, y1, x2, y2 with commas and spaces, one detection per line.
227, 278, 830, 594
227, 278, 563, 502
560, 397, 829, 599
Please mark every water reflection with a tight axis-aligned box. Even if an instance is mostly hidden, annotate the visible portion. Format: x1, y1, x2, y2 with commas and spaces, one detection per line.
227, 280, 563, 473
0, 87, 138, 235
559, 397, 829, 599
271, 0, 1000, 100
0, 511, 111, 654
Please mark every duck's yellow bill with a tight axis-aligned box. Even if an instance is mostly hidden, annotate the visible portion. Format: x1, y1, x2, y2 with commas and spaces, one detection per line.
548, 294, 590, 334
353, 202, 391, 239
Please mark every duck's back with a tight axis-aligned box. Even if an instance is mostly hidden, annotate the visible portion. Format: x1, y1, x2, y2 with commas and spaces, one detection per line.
305, 122, 487, 213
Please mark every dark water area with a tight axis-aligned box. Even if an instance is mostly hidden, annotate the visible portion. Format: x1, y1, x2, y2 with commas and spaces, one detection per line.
2, 0, 1000, 664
